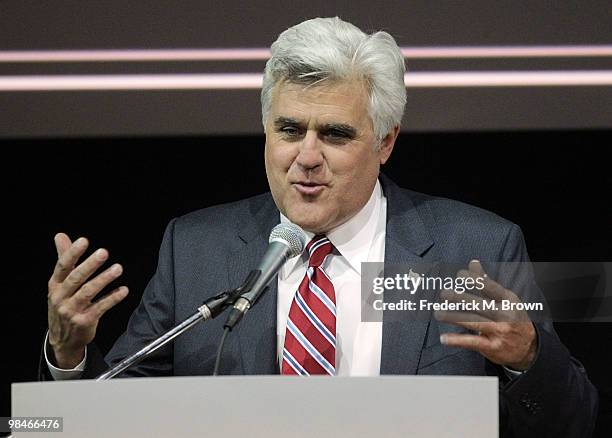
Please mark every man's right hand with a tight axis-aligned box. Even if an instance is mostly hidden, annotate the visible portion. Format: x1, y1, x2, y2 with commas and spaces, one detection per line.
47, 233, 129, 369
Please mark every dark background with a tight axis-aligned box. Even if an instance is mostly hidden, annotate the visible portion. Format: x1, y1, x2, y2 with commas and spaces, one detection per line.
1, 131, 611, 435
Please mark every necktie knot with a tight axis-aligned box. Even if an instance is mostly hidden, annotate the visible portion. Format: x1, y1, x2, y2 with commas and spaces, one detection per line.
307, 235, 333, 268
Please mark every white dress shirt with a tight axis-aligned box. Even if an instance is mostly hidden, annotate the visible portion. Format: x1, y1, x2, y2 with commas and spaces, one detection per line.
277, 180, 386, 376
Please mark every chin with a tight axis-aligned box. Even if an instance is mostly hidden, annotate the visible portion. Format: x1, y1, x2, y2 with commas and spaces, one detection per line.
285, 207, 329, 234
289, 216, 323, 233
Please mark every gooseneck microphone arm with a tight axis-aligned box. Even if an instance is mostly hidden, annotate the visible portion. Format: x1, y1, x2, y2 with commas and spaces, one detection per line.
95, 271, 260, 381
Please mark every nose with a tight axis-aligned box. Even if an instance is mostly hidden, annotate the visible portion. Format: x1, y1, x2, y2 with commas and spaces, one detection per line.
296, 129, 324, 171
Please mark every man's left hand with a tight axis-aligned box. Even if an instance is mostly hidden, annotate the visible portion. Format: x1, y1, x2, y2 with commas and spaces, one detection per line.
434, 260, 537, 371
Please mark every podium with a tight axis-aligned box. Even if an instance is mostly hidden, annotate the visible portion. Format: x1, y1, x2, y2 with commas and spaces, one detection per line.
12, 375, 498, 437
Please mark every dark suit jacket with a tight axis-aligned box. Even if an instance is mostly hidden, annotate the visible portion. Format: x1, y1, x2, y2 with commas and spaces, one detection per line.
41, 174, 598, 437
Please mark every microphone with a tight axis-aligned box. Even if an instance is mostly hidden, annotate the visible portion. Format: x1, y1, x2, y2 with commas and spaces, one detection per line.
224, 222, 306, 330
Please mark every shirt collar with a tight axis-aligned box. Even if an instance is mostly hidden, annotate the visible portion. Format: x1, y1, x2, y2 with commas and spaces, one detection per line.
280, 179, 384, 275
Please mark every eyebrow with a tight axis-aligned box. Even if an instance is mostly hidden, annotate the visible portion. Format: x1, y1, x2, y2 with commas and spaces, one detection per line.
273, 116, 357, 137
273, 116, 301, 128
321, 123, 357, 137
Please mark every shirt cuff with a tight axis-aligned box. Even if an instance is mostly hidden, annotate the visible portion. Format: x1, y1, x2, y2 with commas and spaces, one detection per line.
44, 331, 86, 380
502, 365, 525, 379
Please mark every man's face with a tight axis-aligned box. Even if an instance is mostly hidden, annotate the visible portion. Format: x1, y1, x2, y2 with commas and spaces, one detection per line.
264, 79, 396, 234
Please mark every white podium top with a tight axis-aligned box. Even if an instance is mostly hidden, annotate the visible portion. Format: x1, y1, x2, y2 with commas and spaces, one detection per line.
12, 375, 498, 437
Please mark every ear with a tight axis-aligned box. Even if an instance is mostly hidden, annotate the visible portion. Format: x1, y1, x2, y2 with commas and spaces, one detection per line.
378, 125, 400, 165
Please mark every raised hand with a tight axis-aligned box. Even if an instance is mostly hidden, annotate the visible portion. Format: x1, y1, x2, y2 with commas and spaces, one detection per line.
47, 233, 129, 368
435, 260, 537, 371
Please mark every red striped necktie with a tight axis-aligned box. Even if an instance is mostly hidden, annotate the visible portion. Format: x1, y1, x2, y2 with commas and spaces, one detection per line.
282, 235, 336, 376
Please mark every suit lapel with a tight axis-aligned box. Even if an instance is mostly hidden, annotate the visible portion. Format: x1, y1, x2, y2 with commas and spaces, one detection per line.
227, 194, 280, 375
379, 175, 435, 375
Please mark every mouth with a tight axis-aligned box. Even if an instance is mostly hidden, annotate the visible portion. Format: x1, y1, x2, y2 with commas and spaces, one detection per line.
291, 181, 328, 196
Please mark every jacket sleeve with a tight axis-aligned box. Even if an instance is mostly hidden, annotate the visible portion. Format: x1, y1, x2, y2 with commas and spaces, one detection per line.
495, 225, 598, 438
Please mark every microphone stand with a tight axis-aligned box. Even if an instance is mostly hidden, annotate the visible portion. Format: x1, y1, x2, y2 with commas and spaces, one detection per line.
96, 272, 260, 381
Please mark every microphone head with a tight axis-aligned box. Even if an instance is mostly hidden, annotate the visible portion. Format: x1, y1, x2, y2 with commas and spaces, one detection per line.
269, 223, 306, 258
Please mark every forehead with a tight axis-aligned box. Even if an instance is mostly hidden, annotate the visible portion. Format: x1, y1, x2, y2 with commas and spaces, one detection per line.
270, 79, 372, 128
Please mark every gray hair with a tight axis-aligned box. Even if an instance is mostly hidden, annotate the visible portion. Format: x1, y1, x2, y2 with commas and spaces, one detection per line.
261, 17, 406, 143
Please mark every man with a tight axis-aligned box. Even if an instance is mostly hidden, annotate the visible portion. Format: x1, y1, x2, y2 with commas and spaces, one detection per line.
43, 17, 597, 436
